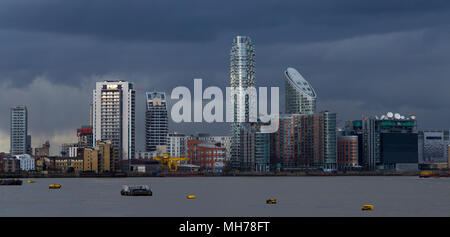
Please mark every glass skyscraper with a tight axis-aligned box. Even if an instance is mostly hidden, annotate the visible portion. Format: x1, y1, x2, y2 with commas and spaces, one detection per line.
145, 91, 168, 152
10, 106, 29, 155
230, 36, 256, 171
285, 67, 316, 114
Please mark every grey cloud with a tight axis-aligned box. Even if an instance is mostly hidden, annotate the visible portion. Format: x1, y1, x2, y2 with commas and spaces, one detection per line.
0, 1, 449, 153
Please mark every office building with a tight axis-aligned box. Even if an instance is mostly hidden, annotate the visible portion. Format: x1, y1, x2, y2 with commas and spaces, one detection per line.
93, 81, 136, 166
285, 67, 316, 114
230, 36, 256, 170
145, 92, 168, 152
10, 106, 29, 155
345, 112, 418, 170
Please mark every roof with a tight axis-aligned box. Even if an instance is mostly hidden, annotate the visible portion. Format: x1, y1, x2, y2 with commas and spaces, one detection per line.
285, 67, 316, 98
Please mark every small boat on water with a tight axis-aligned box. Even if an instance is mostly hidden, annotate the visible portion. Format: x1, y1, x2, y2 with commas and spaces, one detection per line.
0, 179, 23, 185
266, 198, 277, 204
121, 185, 152, 196
361, 205, 374, 211
49, 184, 62, 189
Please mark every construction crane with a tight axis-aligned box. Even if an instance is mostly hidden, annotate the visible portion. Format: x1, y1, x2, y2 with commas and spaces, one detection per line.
153, 153, 190, 172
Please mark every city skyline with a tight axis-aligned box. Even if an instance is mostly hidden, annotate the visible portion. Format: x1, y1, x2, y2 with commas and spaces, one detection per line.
1, 1, 450, 155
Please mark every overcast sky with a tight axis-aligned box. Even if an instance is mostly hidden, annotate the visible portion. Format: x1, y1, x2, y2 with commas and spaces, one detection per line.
1, 0, 449, 155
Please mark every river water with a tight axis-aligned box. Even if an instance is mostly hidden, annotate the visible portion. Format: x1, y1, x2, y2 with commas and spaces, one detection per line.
0, 176, 448, 217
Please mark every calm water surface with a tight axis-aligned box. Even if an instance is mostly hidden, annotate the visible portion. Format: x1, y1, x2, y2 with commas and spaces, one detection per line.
0, 176, 448, 217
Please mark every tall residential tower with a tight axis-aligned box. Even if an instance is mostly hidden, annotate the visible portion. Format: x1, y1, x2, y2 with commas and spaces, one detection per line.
93, 81, 136, 167
10, 106, 29, 155
230, 36, 256, 171
145, 91, 168, 152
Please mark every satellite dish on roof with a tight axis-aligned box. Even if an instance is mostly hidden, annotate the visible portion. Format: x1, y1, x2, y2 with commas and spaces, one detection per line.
411, 115, 416, 120
387, 112, 393, 118
400, 116, 405, 119
394, 113, 401, 119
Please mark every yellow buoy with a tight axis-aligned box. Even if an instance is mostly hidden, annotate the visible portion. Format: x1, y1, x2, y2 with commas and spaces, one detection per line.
266, 198, 277, 204
361, 205, 374, 211
27, 180, 36, 183
49, 184, 62, 189
187, 195, 196, 199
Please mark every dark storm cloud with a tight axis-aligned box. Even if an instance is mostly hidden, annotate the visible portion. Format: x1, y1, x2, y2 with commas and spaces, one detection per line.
1, 0, 449, 43
0, 0, 449, 153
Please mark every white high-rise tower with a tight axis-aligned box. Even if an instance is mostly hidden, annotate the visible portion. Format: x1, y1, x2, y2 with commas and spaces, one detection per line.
93, 81, 136, 168
230, 36, 255, 170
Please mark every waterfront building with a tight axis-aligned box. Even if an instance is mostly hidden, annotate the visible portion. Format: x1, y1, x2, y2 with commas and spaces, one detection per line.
54, 157, 84, 172
187, 140, 225, 172
145, 91, 168, 152
285, 67, 316, 114
195, 135, 232, 162
14, 154, 35, 171
230, 36, 256, 171
1, 157, 20, 173
345, 112, 418, 170
93, 81, 136, 167
239, 123, 270, 172
271, 111, 337, 170
10, 106, 29, 155
337, 136, 359, 170
83, 140, 114, 173
418, 130, 450, 164
167, 133, 187, 158
126, 159, 160, 174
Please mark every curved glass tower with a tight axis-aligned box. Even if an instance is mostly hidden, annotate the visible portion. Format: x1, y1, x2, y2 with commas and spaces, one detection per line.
230, 36, 255, 170
284, 67, 316, 114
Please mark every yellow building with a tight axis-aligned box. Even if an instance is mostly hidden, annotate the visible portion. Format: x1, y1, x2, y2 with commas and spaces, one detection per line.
83, 148, 98, 172
83, 140, 113, 173
97, 140, 113, 172
55, 158, 84, 172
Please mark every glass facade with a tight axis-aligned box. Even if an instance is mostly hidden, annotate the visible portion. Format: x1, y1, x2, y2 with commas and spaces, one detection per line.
230, 36, 256, 171
285, 67, 316, 115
